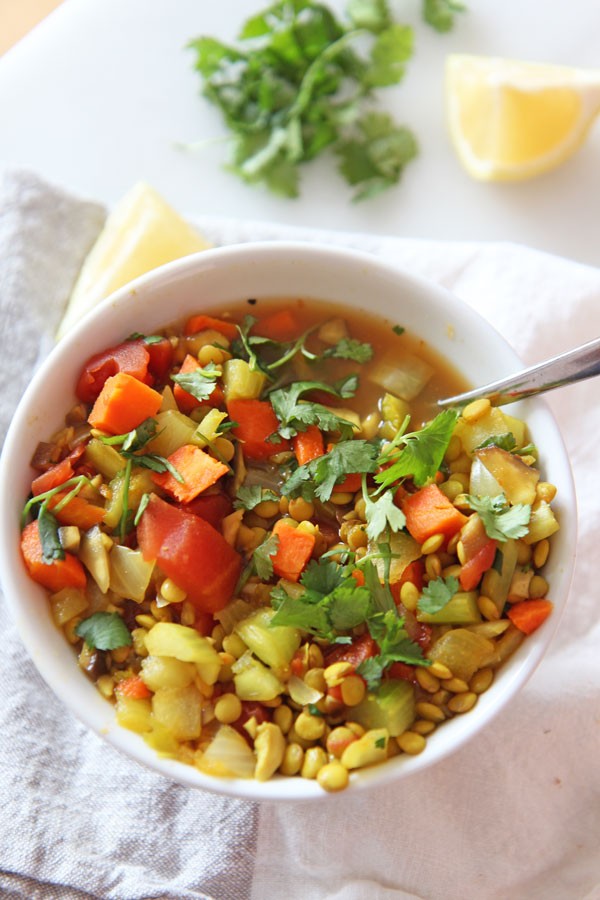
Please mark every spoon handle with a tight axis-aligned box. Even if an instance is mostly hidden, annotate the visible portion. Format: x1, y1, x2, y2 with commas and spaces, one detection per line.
438, 335, 600, 408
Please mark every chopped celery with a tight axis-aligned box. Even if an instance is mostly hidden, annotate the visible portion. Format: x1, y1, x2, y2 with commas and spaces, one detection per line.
146, 409, 196, 457
417, 591, 481, 625
103, 467, 155, 529
352, 680, 415, 736
523, 501, 560, 544
484, 539, 518, 614
232, 652, 285, 701
235, 607, 301, 669
50, 586, 89, 626
428, 628, 495, 682
192, 408, 228, 447
141, 656, 197, 691
223, 358, 266, 401
85, 438, 125, 479
144, 623, 221, 684
152, 683, 203, 740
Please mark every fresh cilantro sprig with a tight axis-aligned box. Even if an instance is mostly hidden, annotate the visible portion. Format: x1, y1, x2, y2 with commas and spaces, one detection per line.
375, 408, 459, 490
323, 338, 373, 363
37, 505, 65, 563
234, 315, 319, 377
357, 607, 428, 689
21, 474, 95, 563
465, 494, 531, 542
283, 439, 379, 502
269, 377, 358, 440
171, 361, 221, 402
234, 485, 279, 512
417, 574, 459, 615
188, 0, 464, 200
362, 476, 406, 541
75, 612, 132, 651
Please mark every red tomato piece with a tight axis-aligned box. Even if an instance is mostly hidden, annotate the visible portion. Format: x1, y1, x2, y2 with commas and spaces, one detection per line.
146, 337, 174, 382
137, 495, 241, 614
75, 340, 150, 403
324, 633, 377, 668
182, 492, 233, 529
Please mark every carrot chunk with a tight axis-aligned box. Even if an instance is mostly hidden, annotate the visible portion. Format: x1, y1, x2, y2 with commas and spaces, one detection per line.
31, 457, 75, 496
507, 599, 553, 635
115, 675, 152, 700
47, 492, 106, 530
271, 519, 315, 582
184, 314, 238, 341
402, 483, 467, 545
152, 444, 228, 503
292, 425, 325, 466
20, 520, 87, 591
88, 372, 162, 435
253, 309, 301, 342
227, 399, 290, 461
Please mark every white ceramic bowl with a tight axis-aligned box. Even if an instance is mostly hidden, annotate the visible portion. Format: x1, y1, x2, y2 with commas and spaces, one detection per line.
0, 242, 576, 800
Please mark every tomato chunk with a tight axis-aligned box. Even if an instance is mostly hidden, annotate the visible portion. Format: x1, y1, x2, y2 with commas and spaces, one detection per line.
137, 494, 241, 614
76, 340, 150, 403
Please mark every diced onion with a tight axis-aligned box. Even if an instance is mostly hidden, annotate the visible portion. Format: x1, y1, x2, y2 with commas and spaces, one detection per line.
287, 675, 323, 706
198, 725, 256, 779
469, 456, 502, 498
368, 354, 434, 401
215, 598, 254, 634
109, 544, 155, 602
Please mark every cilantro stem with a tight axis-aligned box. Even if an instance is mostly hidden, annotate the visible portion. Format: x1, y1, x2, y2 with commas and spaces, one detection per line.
118, 457, 133, 541
21, 475, 92, 529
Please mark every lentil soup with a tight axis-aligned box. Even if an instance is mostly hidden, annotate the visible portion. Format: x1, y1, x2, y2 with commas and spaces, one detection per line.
19, 298, 560, 792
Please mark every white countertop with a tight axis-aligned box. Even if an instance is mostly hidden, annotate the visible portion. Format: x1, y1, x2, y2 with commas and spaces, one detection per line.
0, 0, 599, 268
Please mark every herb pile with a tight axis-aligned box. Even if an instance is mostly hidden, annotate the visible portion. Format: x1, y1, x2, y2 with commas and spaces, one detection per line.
188, 0, 465, 200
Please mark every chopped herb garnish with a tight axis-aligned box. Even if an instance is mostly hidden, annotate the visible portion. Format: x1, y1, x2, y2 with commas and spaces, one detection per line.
171, 361, 221, 402
252, 532, 280, 581
283, 439, 379, 502
475, 432, 517, 452
323, 338, 373, 363
37, 505, 65, 563
417, 574, 459, 615
465, 493, 531, 542
270, 377, 358, 440
362, 477, 406, 541
75, 612, 132, 651
127, 332, 164, 345
234, 485, 279, 511
375, 408, 459, 489
392, 324, 405, 335
423, 0, 466, 33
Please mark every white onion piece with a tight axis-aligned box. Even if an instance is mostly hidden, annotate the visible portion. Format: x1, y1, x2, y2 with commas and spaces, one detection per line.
287, 675, 323, 706
368, 354, 434, 401
215, 598, 254, 633
469, 456, 503, 498
199, 725, 256, 778
109, 544, 155, 602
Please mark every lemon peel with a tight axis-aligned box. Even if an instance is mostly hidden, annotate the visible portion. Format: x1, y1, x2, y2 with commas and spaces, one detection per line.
446, 54, 600, 182
57, 183, 210, 338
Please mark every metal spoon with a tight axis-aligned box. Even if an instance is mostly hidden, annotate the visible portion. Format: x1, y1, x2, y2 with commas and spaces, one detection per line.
438, 335, 600, 408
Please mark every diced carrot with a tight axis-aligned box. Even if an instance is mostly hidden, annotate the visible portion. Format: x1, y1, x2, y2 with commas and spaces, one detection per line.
271, 519, 315, 582
20, 520, 87, 591
351, 568, 365, 587
152, 444, 228, 503
402, 483, 468, 545
184, 314, 238, 341
88, 372, 162, 435
292, 425, 325, 466
253, 309, 301, 342
31, 457, 75, 496
459, 538, 497, 591
227, 399, 290, 461
173, 353, 224, 413
507, 599, 553, 635
333, 472, 362, 494
47, 492, 106, 530
290, 651, 306, 677
116, 675, 152, 700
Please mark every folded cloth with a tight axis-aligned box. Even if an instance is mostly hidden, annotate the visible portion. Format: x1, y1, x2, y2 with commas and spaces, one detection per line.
0, 169, 598, 900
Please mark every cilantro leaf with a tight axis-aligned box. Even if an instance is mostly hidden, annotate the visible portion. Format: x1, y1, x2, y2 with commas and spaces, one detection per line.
252, 532, 280, 581
362, 558, 395, 612
465, 494, 531, 542
270, 594, 333, 638
171, 362, 221, 402
357, 607, 428, 688
392, 325, 405, 335
283, 439, 379, 502
422, 0, 465, 33
375, 408, 459, 489
347, 0, 392, 33
363, 486, 406, 540
336, 112, 418, 202
323, 338, 373, 363
475, 432, 517, 452
364, 24, 413, 88
328, 583, 372, 631
301, 558, 348, 595
418, 575, 459, 615
269, 378, 358, 440
234, 485, 279, 511
357, 656, 387, 690
37, 505, 65, 563
75, 612, 132, 651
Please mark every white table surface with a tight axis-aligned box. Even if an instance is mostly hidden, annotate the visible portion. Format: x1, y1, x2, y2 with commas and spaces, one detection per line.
0, 0, 599, 268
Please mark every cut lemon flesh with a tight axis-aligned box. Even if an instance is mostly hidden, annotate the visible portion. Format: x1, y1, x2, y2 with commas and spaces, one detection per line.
57, 183, 211, 338
446, 54, 600, 182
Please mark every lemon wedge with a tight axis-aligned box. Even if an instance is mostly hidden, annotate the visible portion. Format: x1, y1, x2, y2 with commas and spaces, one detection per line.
446, 54, 600, 182
57, 183, 211, 338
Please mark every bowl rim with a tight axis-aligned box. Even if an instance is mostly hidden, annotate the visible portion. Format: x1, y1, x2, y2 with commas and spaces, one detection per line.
0, 240, 577, 801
